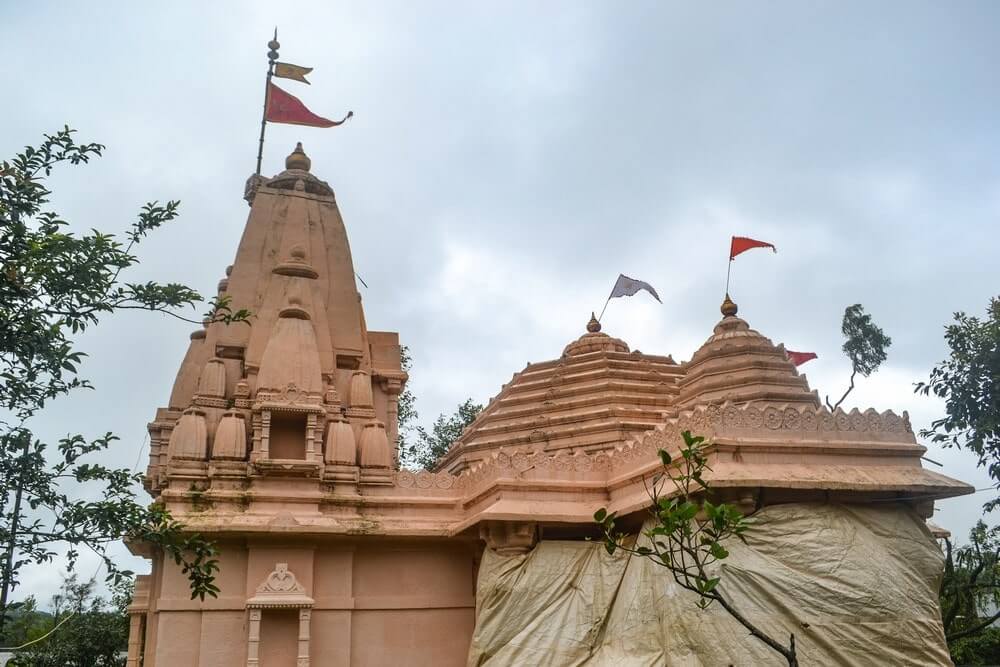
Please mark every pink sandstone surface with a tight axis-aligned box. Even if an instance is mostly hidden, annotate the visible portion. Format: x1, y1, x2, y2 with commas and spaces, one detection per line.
126, 144, 971, 666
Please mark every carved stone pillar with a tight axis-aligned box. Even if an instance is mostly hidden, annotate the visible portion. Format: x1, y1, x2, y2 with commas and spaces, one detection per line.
126, 613, 144, 666
125, 574, 150, 667
305, 413, 319, 462
247, 609, 262, 667
378, 375, 403, 465
297, 608, 312, 667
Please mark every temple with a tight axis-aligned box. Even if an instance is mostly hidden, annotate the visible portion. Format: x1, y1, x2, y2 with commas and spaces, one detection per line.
127, 144, 972, 666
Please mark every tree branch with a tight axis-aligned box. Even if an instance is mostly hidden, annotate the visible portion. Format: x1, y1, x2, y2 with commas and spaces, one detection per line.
827, 367, 857, 412
947, 608, 1000, 642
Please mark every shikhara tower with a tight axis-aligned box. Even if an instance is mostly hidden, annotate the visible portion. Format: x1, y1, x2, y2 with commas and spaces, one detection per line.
128, 144, 971, 666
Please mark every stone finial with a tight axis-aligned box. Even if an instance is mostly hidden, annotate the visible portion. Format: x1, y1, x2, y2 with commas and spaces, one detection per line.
721, 293, 738, 317
359, 421, 391, 468
586, 312, 601, 333
212, 411, 248, 460
286, 142, 311, 172
325, 419, 356, 465
167, 408, 208, 460
348, 371, 374, 409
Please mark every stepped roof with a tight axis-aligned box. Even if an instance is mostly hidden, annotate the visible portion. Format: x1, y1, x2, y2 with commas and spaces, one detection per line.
438, 297, 825, 473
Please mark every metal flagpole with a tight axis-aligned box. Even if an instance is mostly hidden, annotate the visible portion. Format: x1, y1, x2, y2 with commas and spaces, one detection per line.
597, 294, 613, 322
255, 28, 280, 176
725, 256, 733, 296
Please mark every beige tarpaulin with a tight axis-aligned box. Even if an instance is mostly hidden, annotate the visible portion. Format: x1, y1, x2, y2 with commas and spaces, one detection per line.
468, 503, 951, 666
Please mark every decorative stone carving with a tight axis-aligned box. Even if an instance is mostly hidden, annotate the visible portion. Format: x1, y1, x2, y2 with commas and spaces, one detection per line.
233, 380, 252, 409
196, 358, 227, 398
359, 421, 391, 468
347, 371, 374, 409
213, 411, 248, 460
325, 418, 356, 465
167, 408, 208, 460
480, 521, 537, 555
445, 403, 926, 494
255, 294, 324, 403
246, 562, 313, 667
247, 562, 314, 609
273, 245, 319, 280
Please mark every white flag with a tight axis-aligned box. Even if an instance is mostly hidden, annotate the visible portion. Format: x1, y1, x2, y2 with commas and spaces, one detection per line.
609, 274, 661, 303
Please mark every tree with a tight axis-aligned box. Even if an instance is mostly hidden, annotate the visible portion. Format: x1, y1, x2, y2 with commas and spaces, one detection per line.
9, 573, 130, 666
595, 431, 799, 666
916, 297, 1000, 508
948, 627, 1000, 666
914, 296, 1000, 655
395, 346, 418, 464
0, 595, 50, 649
825, 304, 892, 411
396, 346, 483, 470
0, 128, 246, 637
941, 521, 1000, 640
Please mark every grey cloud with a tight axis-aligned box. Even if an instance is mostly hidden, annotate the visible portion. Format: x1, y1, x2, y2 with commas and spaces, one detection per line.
1, 0, 997, 602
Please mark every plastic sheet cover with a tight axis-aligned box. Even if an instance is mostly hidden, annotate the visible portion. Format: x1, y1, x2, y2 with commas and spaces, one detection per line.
468, 503, 951, 666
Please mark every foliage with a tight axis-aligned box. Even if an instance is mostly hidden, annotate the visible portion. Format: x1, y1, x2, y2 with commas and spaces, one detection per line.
595, 431, 798, 666
0, 128, 245, 637
8, 573, 129, 666
396, 346, 483, 470
825, 304, 892, 411
395, 346, 417, 461
916, 297, 1000, 509
0, 596, 51, 648
949, 627, 1000, 666
404, 399, 483, 470
940, 521, 1000, 653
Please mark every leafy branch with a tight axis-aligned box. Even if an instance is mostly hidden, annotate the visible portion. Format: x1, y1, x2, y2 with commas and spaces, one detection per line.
595, 431, 799, 666
0, 128, 239, 638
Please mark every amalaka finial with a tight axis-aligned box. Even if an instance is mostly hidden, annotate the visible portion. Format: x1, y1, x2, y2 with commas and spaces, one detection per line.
286, 142, 311, 171
587, 312, 601, 333
721, 293, 738, 318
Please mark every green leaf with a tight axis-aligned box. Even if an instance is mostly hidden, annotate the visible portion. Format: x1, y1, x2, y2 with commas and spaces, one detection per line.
709, 543, 729, 560
658, 449, 672, 465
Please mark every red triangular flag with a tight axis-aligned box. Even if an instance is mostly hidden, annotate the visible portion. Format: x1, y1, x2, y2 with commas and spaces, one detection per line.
265, 81, 352, 128
730, 236, 776, 260
786, 350, 818, 366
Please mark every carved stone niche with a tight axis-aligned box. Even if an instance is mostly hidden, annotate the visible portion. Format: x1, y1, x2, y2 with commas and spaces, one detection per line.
480, 521, 538, 556
246, 563, 314, 667
250, 400, 325, 479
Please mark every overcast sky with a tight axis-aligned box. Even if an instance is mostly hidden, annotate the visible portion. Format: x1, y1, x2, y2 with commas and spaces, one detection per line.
3, 1, 998, 606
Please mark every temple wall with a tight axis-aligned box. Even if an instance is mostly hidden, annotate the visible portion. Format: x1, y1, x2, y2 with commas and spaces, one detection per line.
140, 537, 478, 666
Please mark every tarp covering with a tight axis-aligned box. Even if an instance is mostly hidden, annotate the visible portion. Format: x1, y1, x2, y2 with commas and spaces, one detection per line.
468, 503, 951, 666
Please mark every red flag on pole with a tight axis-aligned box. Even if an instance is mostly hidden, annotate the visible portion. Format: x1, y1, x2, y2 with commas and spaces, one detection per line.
786, 350, 818, 366
265, 81, 352, 128
730, 236, 776, 260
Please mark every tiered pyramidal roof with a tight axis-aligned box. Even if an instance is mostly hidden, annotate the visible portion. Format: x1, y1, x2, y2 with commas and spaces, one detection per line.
438, 296, 821, 473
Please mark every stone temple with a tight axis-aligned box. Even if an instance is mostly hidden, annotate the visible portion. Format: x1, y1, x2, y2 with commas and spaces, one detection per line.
126, 144, 972, 665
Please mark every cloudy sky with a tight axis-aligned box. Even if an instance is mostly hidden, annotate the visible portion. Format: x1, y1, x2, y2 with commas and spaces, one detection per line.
3, 1, 998, 605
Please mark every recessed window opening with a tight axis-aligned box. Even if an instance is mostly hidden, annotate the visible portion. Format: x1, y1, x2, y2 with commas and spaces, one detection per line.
270, 413, 307, 459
